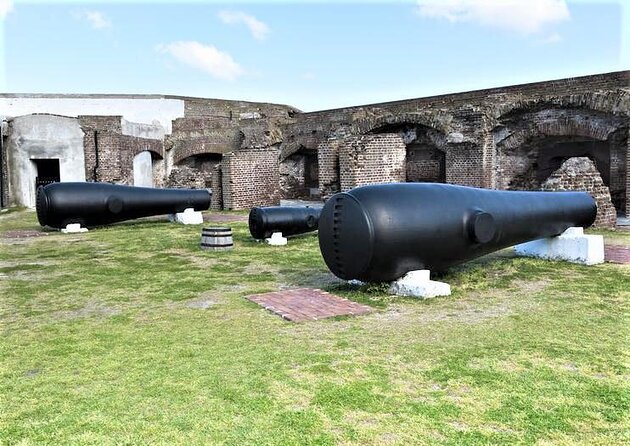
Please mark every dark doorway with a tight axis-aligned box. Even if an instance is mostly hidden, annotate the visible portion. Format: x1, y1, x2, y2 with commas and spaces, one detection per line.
33, 159, 60, 189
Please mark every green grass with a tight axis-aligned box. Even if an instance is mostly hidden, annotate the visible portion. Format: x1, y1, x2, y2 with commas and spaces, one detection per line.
1, 210, 628, 445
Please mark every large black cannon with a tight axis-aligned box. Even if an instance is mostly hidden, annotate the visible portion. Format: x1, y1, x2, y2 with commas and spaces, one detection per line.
318, 183, 596, 282
249, 206, 321, 239
36, 182, 211, 229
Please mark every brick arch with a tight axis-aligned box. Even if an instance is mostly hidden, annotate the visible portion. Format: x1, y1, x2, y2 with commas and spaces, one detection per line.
131, 147, 163, 160
172, 145, 229, 165
355, 112, 452, 135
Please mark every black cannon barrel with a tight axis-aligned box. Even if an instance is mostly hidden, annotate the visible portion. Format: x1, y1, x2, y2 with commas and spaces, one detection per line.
318, 183, 596, 282
36, 182, 211, 229
249, 206, 321, 239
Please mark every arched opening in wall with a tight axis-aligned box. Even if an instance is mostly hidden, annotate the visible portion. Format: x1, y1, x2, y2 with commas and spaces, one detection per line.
494, 107, 628, 216
368, 123, 447, 183
168, 153, 222, 189
499, 135, 610, 189
498, 134, 626, 213
279, 147, 319, 200
133, 151, 164, 188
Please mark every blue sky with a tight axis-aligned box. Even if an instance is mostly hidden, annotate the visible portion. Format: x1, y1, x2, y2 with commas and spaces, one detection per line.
1, 0, 627, 111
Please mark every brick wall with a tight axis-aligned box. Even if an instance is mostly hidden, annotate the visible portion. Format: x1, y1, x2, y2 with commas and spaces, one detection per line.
78, 115, 164, 185
318, 138, 343, 200
338, 134, 406, 191
221, 148, 280, 210
541, 157, 617, 229
211, 164, 223, 210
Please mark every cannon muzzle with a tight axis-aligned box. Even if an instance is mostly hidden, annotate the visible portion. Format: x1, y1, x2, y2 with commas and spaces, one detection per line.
318, 183, 596, 282
249, 206, 321, 239
36, 182, 211, 228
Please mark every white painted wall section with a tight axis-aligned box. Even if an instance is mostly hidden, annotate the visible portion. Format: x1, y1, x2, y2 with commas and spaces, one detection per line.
8, 115, 86, 208
133, 151, 154, 187
0, 97, 185, 134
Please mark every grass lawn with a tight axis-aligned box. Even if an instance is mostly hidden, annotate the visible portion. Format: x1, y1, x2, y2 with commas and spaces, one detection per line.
1, 209, 628, 445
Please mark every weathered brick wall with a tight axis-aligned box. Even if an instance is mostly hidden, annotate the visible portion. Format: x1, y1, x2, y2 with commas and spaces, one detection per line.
282, 71, 628, 217
221, 148, 280, 210
338, 134, 406, 191
445, 143, 485, 187
406, 146, 445, 182
166, 165, 210, 189
541, 157, 617, 229
78, 116, 122, 181
78, 116, 164, 185
211, 164, 223, 210
317, 138, 342, 200
1, 132, 8, 207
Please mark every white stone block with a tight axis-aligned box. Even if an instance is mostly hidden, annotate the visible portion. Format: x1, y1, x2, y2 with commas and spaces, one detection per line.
61, 223, 88, 233
266, 232, 287, 246
514, 227, 604, 265
170, 208, 203, 225
389, 270, 451, 299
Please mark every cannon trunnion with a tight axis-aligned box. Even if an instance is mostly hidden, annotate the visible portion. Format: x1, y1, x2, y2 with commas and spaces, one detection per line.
36, 182, 211, 229
318, 183, 596, 282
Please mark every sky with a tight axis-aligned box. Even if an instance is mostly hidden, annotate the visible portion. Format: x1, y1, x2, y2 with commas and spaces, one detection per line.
0, 0, 627, 112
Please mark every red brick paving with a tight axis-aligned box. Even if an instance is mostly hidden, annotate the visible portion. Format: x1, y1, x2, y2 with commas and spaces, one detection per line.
204, 213, 248, 223
3, 230, 49, 239
246, 288, 373, 322
605, 245, 630, 264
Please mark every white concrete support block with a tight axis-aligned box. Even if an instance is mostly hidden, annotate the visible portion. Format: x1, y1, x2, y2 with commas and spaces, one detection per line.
61, 223, 88, 233
514, 227, 604, 265
389, 270, 451, 299
170, 208, 203, 225
266, 232, 287, 246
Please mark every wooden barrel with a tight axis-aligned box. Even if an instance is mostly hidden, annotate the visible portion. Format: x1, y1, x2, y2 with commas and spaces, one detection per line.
200, 227, 233, 251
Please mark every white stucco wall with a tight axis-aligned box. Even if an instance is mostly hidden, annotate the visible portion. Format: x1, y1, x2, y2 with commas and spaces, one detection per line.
133, 151, 154, 187
121, 118, 165, 140
8, 115, 86, 208
0, 96, 184, 134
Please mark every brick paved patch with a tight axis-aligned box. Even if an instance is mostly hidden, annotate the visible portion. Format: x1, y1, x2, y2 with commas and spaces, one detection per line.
204, 213, 248, 223
246, 288, 373, 322
3, 230, 49, 239
605, 245, 630, 264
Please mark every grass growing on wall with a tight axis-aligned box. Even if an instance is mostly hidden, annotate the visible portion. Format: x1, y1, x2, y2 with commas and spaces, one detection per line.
1, 210, 628, 445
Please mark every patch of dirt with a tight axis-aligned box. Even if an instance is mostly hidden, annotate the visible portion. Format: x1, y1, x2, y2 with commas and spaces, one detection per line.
371, 279, 549, 326
279, 271, 345, 289
185, 298, 219, 309
164, 248, 219, 268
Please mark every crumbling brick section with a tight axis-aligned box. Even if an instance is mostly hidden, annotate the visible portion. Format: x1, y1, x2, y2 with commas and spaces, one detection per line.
166, 165, 210, 189
338, 134, 406, 191
221, 148, 280, 209
541, 157, 617, 229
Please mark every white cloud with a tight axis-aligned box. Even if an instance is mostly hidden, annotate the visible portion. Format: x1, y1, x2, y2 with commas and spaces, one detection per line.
218, 10, 270, 41
0, 0, 13, 20
73, 10, 111, 30
156, 41, 244, 81
416, 0, 570, 34
302, 72, 316, 80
